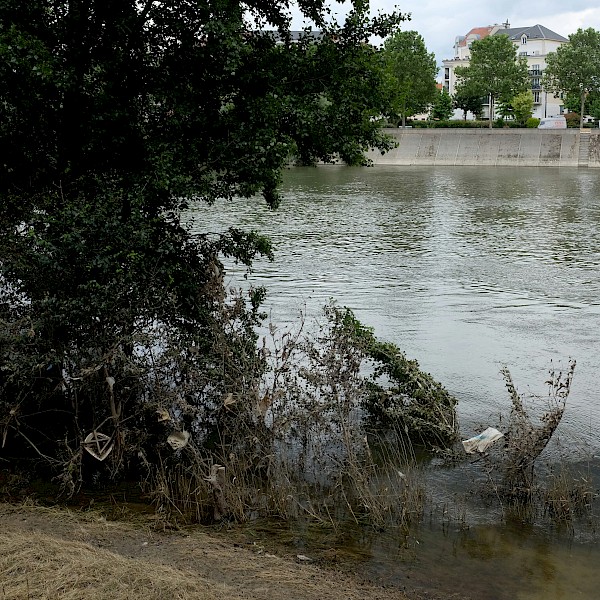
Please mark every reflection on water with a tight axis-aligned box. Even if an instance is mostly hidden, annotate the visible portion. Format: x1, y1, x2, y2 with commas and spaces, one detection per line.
185, 165, 600, 454
361, 522, 600, 600
185, 165, 600, 598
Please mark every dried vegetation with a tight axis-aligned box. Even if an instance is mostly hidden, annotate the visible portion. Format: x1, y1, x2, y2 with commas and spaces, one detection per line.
473, 360, 597, 525
146, 304, 453, 529
2, 293, 457, 531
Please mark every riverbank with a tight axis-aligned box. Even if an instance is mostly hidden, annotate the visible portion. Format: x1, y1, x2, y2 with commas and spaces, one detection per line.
0, 502, 460, 600
367, 128, 600, 167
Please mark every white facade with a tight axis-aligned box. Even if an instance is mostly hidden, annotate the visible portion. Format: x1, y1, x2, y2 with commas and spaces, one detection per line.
442, 23, 568, 120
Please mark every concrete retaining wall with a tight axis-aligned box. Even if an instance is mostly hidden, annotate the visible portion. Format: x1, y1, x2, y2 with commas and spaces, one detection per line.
367, 129, 600, 168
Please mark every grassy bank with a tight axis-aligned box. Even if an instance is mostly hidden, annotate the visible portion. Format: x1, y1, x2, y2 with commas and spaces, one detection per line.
0, 502, 418, 600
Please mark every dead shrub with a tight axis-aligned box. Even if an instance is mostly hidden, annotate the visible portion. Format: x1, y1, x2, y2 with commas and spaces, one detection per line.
468, 360, 600, 529
501, 360, 575, 497
544, 465, 597, 523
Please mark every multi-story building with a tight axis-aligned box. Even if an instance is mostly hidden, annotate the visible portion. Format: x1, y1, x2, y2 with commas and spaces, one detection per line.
442, 21, 568, 120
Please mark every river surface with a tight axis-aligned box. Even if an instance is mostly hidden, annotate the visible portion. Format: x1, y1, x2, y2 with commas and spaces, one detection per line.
185, 165, 600, 599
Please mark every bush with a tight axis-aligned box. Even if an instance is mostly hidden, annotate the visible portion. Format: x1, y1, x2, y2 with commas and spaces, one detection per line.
410, 120, 489, 128
476, 361, 576, 501
409, 120, 525, 129
565, 112, 580, 128
526, 118, 540, 128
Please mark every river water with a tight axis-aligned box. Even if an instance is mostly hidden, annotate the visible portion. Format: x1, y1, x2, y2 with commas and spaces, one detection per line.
185, 165, 600, 599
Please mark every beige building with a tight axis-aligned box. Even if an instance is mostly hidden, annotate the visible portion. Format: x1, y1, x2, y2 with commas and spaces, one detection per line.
442, 22, 568, 120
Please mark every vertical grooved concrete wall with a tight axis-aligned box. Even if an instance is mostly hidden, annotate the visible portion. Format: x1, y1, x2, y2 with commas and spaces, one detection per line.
367, 129, 600, 167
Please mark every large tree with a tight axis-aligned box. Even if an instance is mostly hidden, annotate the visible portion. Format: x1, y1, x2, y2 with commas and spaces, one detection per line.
543, 28, 600, 129
382, 30, 438, 127
0, 1, 404, 491
455, 33, 529, 128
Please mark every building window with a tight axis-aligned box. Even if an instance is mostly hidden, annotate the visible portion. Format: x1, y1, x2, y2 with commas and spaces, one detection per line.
533, 91, 540, 103
531, 78, 540, 89
521, 35, 527, 44
531, 64, 540, 75
445, 67, 450, 79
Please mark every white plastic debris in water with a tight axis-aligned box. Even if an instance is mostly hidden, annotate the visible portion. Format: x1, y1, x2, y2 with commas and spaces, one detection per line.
462, 427, 504, 454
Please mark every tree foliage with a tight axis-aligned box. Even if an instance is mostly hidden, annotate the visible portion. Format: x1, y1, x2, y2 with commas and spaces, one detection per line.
0, 0, 405, 492
565, 90, 600, 121
382, 30, 438, 127
431, 88, 453, 121
452, 84, 484, 120
511, 90, 535, 125
455, 33, 528, 128
543, 28, 600, 128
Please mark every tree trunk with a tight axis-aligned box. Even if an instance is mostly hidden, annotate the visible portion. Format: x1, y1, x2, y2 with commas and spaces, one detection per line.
489, 94, 494, 129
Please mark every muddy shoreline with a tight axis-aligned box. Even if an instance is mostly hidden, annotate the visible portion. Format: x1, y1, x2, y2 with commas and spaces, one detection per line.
0, 502, 466, 600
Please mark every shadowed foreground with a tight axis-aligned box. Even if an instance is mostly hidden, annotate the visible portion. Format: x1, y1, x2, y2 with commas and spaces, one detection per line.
0, 503, 428, 600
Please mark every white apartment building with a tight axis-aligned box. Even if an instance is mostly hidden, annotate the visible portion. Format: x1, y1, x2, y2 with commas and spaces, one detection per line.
442, 22, 568, 120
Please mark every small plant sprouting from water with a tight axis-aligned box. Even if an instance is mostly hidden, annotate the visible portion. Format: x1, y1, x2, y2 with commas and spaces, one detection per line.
544, 464, 597, 523
502, 360, 575, 498
471, 360, 598, 527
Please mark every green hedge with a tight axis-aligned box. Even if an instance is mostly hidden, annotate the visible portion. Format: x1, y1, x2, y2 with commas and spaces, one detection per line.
409, 120, 524, 128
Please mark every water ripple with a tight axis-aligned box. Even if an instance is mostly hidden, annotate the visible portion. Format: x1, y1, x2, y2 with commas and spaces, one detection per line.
185, 165, 600, 453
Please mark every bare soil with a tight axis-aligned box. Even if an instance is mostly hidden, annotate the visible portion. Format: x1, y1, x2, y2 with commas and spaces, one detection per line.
0, 502, 457, 600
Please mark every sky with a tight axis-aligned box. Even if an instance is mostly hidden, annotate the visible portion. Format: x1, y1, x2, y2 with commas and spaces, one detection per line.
290, 1, 600, 75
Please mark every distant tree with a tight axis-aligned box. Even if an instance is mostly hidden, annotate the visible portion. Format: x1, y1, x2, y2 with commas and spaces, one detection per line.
562, 90, 600, 122
586, 93, 600, 121
543, 28, 600, 129
431, 88, 453, 120
455, 34, 529, 128
564, 92, 583, 116
496, 91, 534, 124
496, 99, 515, 120
511, 90, 535, 125
382, 31, 438, 127
453, 84, 484, 120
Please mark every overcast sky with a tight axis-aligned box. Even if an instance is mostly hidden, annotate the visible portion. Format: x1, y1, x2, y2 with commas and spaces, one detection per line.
290, 1, 600, 75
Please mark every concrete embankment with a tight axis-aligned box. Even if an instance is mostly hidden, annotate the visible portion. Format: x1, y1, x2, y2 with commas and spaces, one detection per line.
367, 128, 600, 167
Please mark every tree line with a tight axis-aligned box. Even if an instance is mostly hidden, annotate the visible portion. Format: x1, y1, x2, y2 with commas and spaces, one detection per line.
383, 27, 600, 128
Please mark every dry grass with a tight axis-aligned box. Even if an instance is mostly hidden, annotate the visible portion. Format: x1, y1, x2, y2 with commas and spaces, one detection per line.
0, 502, 414, 600
544, 466, 597, 523
499, 361, 575, 497
0, 530, 228, 600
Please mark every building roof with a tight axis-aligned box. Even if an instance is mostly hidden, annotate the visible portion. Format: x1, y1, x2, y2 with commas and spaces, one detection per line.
493, 24, 568, 43
457, 26, 495, 47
